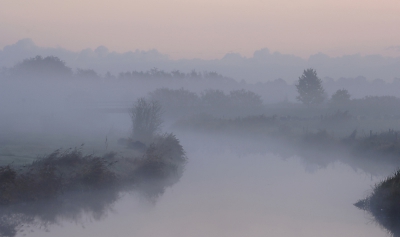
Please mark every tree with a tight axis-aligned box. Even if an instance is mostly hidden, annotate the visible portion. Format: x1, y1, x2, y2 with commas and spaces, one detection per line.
131, 98, 163, 144
201, 89, 228, 107
149, 88, 199, 108
10, 55, 72, 79
296, 69, 325, 106
75, 68, 100, 80
228, 89, 263, 107
331, 89, 351, 105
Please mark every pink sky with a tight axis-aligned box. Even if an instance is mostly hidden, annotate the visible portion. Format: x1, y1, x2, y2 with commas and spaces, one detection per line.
1, 0, 400, 59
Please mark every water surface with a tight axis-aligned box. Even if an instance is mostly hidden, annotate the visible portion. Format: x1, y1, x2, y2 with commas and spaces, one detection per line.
23, 132, 389, 237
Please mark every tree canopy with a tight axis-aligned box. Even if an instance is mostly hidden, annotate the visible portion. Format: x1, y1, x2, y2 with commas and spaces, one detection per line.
295, 69, 325, 106
10, 55, 73, 79
331, 88, 351, 105
130, 98, 163, 144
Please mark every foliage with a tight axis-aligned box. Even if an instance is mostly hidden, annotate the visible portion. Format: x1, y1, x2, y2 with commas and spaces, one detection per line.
134, 133, 187, 198
200, 89, 228, 107
75, 68, 100, 80
149, 88, 200, 108
130, 98, 163, 144
9, 55, 73, 79
331, 89, 351, 105
0, 148, 117, 206
0, 133, 187, 236
355, 170, 400, 237
296, 69, 325, 106
229, 89, 263, 107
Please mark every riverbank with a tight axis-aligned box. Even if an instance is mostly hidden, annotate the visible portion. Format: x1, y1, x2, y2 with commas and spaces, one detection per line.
174, 113, 400, 174
0, 133, 186, 237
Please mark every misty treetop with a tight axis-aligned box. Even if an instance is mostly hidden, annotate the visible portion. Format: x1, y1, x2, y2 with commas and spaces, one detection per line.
9, 56, 73, 79
296, 69, 325, 106
2, 55, 236, 83
331, 89, 351, 106
130, 98, 163, 144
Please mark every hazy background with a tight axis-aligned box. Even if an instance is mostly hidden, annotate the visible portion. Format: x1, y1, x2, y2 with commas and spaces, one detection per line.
1, 0, 400, 66
1, 0, 400, 59
1, 1, 400, 236
1, 39, 400, 84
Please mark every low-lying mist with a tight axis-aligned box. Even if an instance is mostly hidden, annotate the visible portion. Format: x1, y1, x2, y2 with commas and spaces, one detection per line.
15, 132, 387, 237
1, 55, 400, 236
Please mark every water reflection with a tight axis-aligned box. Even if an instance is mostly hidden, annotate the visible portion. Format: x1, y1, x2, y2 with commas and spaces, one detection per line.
0, 189, 119, 236
17, 132, 389, 237
0, 134, 186, 237
355, 170, 400, 237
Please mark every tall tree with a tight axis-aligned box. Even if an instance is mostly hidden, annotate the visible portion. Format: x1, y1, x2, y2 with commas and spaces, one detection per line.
296, 69, 325, 106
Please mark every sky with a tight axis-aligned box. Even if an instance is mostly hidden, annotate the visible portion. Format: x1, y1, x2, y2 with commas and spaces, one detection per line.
1, 0, 400, 59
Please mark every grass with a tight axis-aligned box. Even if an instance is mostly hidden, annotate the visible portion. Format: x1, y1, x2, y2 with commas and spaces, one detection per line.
355, 170, 400, 237
0, 133, 187, 237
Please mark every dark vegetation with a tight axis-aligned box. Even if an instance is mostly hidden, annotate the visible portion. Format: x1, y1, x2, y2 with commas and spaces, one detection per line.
355, 171, 400, 237
7, 56, 73, 80
1, 55, 234, 83
3, 55, 400, 104
168, 69, 400, 173
296, 68, 325, 106
0, 133, 186, 237
148, 88, 263, 119
130, 98, 163, 144
3, 55, 400, 235
0, 96, 186, 237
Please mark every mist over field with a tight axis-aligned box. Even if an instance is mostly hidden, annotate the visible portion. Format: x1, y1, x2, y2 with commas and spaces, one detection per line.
2, 42, 400, 236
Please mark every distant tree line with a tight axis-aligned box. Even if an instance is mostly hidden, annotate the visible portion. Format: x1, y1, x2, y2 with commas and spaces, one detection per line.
0, 55, 234, 83
143, 87, 265, 119
2, 55, 400, 110
118, 68, 232, 82
294, 68, 400, 117
148, 88, 263, 110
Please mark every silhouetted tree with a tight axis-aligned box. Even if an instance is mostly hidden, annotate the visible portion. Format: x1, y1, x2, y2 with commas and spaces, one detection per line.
9, 55, 72, 79
296, 69, 325, 106
171, 70, 185, 79
131, 98, 163, 144
331, 89, 351, 105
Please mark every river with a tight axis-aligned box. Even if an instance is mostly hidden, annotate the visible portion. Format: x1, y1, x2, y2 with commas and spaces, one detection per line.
20, 130, 389, 237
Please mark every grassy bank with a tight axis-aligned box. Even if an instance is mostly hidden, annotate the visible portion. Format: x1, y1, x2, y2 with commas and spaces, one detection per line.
0, 133, 186, 237
355, 170, 400, 237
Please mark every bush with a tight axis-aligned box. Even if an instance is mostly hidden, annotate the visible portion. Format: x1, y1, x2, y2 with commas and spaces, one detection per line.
331, 89, 351, 106
355, 170, 400, 236
0, 136, 187, 236
9, 55, 73, 79
130, 98, 163, 144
